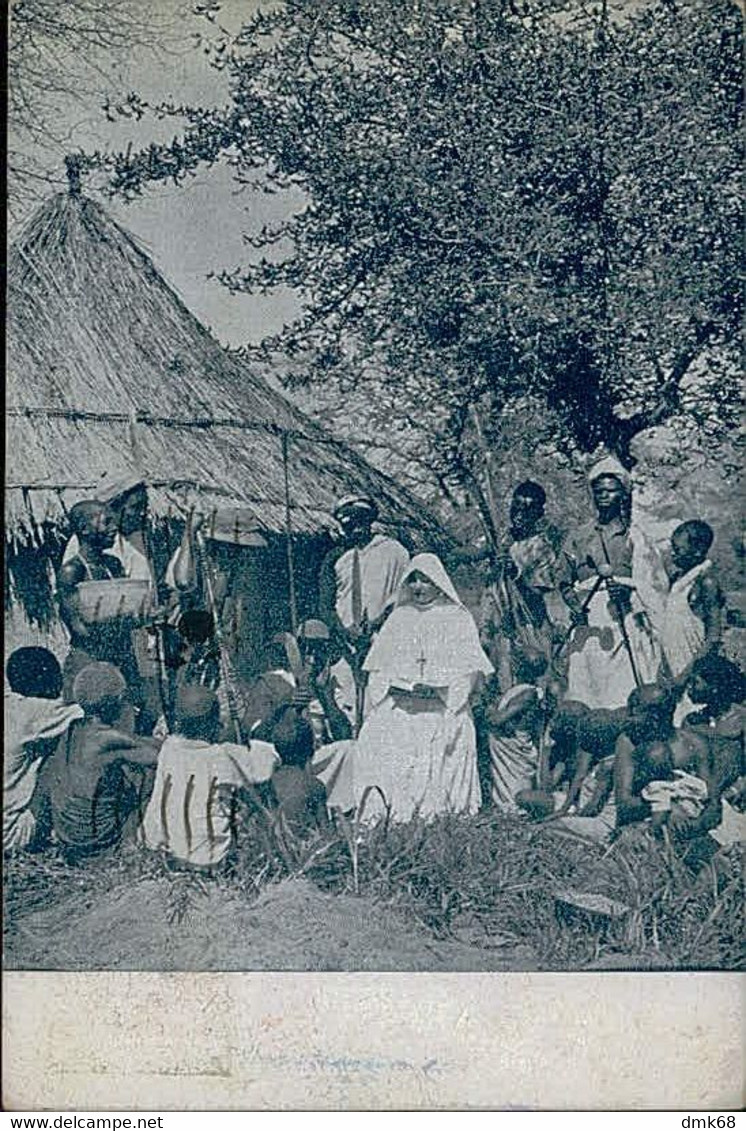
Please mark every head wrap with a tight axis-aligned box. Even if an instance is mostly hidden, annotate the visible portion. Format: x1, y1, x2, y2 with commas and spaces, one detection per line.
365, 553, 493, 683
334, 495, 378, 522
496, 683, 539, 715
72, 663, 127, 711
588, 455, 632, 492
97, 471, 146, 505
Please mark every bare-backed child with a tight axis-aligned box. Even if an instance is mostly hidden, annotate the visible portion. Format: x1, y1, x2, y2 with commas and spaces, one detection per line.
614, 657, 745, 837
518, 685, 676, 827
4, 648, 83, 853
652, 655, 746, 860
44, 663, 160, 861
264, 702, 330, 835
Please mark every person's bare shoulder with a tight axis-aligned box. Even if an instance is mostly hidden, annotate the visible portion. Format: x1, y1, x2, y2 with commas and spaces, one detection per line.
58, 559, 86, 589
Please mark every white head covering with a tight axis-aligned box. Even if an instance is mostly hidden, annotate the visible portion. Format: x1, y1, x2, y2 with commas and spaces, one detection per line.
334, 495, 378, 521
588, 454, 632, 492
396, 552, 463, 607
365, 553, 493, 684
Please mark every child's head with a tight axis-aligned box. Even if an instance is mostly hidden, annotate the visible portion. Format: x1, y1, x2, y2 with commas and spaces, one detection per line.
6, 647, 63, 700
72, 662, 128, 725
174, 684, 221, 742
670, 520, 714, 574
269, 703, 315, 768
177, 609, 215, 647
688, 654, 745, 714
298, 618, 331, 679
626, 684, 675, 745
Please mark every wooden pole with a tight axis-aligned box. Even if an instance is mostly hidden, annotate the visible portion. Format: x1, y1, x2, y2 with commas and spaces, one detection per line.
281, 431, 299, 635
127, 412, 170, 729
469, 400, 500, 548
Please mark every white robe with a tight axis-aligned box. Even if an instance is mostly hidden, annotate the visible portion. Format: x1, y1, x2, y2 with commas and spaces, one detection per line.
333, 533, 409, 630
660, 560, 712, 678
315, 554, 493, 823
142, 735, 278, 867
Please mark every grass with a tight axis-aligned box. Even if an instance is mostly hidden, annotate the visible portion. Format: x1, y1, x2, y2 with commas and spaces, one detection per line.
6, 802, 742, 971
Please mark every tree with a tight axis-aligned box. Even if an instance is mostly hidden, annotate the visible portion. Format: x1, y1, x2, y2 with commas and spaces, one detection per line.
101, 0, 743, 548
8, 0, 180, 216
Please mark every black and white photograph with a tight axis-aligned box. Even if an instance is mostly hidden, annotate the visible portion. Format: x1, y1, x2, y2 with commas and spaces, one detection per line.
5, 0, 744, 1000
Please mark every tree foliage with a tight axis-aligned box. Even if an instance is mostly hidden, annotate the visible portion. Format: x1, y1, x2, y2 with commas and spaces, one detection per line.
103, 0, 742, 544
8, 0, 179, 214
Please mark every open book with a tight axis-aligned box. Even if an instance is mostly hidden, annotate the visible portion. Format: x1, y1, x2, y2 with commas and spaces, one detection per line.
388, 679, 448, 702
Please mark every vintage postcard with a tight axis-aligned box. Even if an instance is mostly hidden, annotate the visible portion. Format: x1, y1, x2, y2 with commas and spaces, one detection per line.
4, 0, 743, 1111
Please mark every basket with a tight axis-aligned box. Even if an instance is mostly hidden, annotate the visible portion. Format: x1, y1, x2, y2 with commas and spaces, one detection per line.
76, 579, 153, 624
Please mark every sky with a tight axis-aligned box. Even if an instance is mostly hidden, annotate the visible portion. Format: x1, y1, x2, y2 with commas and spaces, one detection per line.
9, 0, 302, 347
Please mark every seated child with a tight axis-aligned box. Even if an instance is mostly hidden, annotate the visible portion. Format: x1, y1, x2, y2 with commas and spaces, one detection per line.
4, 647, 83, 853
157, 608, 221, 736
648, 654, 746, 855
611, 686, 679, 828
241, 620, 352, 746
681, 653, 745, 730
519, 684, 676, 825
266, 702, 330, 835
485, 684, 544, 813
142, 684, 278, 869
45, 662, 160, 861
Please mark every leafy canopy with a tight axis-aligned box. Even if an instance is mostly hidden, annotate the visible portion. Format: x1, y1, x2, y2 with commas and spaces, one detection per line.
102, 0, 743, 537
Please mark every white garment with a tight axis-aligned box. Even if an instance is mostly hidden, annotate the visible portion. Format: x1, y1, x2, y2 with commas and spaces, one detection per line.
567, 577, 661, 711
660, 560, 712, 678
328, 657, 359, 729
316, 554, 493, 823
710, 800, 746, 847
550, 760, 617, 845
142, 735, 278, 867
62, 533, 154, 583
489, 730, 539, 812
4, 692, 83, 851
642, 770, 709, 816
334, 534, 409, 630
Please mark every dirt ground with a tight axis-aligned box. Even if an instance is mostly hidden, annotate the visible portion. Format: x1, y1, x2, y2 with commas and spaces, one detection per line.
3, 875, 538, 972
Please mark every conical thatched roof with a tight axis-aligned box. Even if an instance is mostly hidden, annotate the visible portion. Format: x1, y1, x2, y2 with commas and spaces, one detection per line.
6, 191, 445, 546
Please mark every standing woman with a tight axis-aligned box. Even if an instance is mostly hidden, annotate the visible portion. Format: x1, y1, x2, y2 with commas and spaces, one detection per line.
317, 554, 493, 822
560, 456, 663, 711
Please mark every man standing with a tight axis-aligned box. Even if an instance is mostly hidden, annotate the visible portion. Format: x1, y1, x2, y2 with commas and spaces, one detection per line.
318, 495, 410, 731
63, 473, 153, 583
62, 473, 166, 731
480, 480, 564, 694
57, 501, 140, 702
560, 456, 662, 710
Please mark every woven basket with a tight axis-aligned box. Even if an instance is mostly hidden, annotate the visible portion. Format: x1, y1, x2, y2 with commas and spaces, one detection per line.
76, 579, 152, 623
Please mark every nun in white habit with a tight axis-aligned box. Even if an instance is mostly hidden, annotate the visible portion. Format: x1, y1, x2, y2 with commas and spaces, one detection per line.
314, 554, 493, 823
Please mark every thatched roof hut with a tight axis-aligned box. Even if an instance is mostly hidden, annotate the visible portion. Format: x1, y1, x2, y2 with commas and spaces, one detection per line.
7, 190, 444, 540
6, 191, 448, 630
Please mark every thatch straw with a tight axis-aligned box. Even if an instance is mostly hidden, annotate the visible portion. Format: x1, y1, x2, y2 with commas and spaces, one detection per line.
6, 192, 445, 547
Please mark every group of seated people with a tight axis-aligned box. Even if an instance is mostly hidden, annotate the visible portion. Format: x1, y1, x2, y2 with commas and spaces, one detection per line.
3, 464, 745, 875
